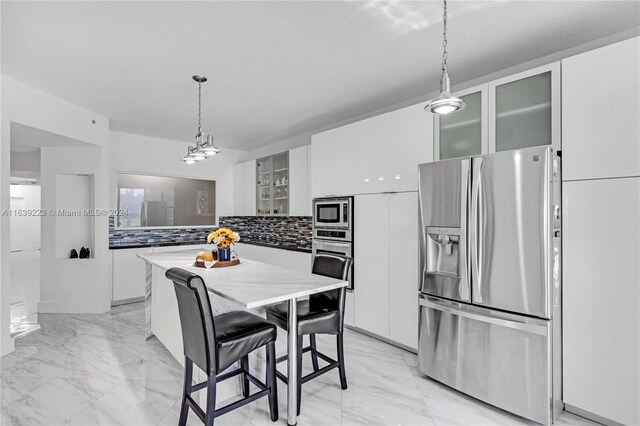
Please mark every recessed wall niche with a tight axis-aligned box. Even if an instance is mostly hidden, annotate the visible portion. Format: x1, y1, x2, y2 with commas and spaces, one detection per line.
54, 174, 95, 259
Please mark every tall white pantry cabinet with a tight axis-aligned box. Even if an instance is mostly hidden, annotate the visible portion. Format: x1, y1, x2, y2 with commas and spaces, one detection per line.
561, 36, 640, 426
312, 103, 432, 350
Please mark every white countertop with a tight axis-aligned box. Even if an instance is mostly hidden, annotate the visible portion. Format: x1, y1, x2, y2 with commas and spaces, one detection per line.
138, 249, 347, 308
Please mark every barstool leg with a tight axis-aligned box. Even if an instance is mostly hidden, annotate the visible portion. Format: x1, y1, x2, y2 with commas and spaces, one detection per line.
241, 355, 250, 397
266, 342, 279, 421
205, 375, 217, 426
296, 335, 303, 416
309, 334, 320, 372
179, 357, 193, 426
337, 333, 348, 390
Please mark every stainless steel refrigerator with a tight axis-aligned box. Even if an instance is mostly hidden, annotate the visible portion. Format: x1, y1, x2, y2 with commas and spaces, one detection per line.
417, 146, 562, 425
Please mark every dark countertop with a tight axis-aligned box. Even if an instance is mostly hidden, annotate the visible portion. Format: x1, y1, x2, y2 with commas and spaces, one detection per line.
109, 239, 312, 254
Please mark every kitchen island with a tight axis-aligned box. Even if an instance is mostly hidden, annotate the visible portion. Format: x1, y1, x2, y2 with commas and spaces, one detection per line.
138, 249, 348, 425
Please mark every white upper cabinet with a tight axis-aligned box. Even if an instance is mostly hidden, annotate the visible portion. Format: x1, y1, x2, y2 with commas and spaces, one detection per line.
312, 101, 434, 196
562, 37, 640, 181
311, 124, 354, 197
289, 145, 311, 216
232, 159, 256, 216
353, 113, 391, 194
387, 104, 433, 192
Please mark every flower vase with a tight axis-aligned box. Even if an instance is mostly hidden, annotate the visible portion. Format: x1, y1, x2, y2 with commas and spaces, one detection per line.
218, 247, 231, 262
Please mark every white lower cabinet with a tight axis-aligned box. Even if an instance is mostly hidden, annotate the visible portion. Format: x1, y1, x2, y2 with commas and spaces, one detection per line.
563, 177, 640, 425
389, 192, 419, 349
353, 192, 419, 350
111, 247, 151, 303
354, 194, 390, 338
344, 291, 355, 327
111, 244, 206, 303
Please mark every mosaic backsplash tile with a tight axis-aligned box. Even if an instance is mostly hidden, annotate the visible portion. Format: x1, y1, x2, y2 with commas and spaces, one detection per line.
108, 216, 215, 248
109, 215, 312, 252
219, 216, 312, 251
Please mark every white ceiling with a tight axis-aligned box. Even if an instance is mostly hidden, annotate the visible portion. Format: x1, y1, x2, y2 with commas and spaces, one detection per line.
10, 122, 91, 153
2, 1, 639, 150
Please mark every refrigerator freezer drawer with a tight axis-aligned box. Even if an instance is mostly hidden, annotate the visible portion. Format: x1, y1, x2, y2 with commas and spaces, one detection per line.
418, 296, 552, 425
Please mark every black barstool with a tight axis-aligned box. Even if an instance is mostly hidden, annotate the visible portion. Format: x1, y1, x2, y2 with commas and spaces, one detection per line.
166, 267, 278, 426
265, 253, 353, 415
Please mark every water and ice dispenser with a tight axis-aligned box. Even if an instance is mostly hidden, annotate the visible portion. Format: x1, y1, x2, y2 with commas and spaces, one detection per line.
422, 227, 468, 301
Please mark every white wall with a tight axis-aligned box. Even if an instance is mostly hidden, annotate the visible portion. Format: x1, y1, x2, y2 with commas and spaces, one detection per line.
109, 131, 246, 222
1, 74, 109, 355
9, 184, 41, 320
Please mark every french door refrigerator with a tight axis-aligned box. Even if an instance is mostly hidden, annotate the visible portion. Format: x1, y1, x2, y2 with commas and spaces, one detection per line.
417, 146, 562, 425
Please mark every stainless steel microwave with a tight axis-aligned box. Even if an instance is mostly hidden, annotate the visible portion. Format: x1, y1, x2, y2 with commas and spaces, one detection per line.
313, 197, 352, 230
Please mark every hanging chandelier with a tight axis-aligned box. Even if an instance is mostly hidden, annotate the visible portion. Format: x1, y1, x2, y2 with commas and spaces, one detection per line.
425, 0, 465, 115
182, 75, 221, 164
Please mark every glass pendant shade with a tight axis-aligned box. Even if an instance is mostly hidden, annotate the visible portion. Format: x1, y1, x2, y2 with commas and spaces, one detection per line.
426, 69, 466, 115
201, 134, 221, 156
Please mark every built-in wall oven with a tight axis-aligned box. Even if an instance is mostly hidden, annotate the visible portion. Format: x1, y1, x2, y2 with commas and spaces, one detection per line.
312, 197, 354, 291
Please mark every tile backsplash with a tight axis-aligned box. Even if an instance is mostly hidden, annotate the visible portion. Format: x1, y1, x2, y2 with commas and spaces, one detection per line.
219, 216, 312, 251
108, 215, 312, 251
108, 216, 214, 247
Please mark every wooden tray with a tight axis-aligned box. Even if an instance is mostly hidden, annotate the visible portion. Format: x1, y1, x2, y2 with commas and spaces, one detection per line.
212, 258, 240, 268
194, 258, 240, 268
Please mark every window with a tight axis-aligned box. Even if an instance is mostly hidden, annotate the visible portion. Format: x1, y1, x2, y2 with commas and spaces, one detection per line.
116, 174, 216, 228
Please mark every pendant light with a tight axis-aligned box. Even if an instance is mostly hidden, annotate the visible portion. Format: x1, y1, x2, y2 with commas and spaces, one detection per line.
425, 0, 465, 115
182, 75, 221, 163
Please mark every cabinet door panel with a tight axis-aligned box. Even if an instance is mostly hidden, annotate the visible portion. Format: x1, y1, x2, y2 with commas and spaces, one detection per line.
329, 124, 355, 196
562, 37, 640, 180
311, 132, 333, 198
244, 161, 256, 216
389, 192, 419, 349
112, 248, 149, 301
289, 146, 310, 216
439, 90, 484, 160
563, 178, 640, 425
353, 115, 390, 194
388, 104, 433, 192
354, 194, 390, 338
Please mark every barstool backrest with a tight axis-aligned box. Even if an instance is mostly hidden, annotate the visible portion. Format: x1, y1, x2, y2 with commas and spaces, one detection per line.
309, 253, 353, 331
166, 267, 217, 375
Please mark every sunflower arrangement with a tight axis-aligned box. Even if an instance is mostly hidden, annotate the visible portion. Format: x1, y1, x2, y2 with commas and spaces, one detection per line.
207, 228, 240, 249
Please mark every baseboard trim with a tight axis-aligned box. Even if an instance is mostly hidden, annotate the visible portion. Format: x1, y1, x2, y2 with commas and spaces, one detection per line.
345, 325, 418, 354
38, 301, 111, 314
111, 296, 145, 307
564, 403, 624, 426
1, 337, 15, 357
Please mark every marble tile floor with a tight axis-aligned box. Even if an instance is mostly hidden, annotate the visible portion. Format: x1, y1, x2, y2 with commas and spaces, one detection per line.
1, 302, 598, 426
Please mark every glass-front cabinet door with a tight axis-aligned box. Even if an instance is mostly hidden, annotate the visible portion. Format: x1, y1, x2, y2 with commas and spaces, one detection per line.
490, 63, 560, 152
434, 62, 560, 160
256, 156, 272, 215
435, 86, 487, 160
256, 152, 289, 215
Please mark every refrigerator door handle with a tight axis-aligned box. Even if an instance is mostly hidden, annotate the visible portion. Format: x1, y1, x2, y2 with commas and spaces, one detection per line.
418, 294, 548, 336
460, 159, 471, 301
471, 157, 483, 303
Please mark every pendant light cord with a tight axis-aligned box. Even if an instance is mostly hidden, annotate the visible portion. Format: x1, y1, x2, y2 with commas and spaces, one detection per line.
442, 0, 448, 73
197, 80, 202, 132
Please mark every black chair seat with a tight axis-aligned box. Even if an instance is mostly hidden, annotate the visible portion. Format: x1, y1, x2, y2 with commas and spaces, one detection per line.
265, 299, 341, 336
214, 311, 277, 373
